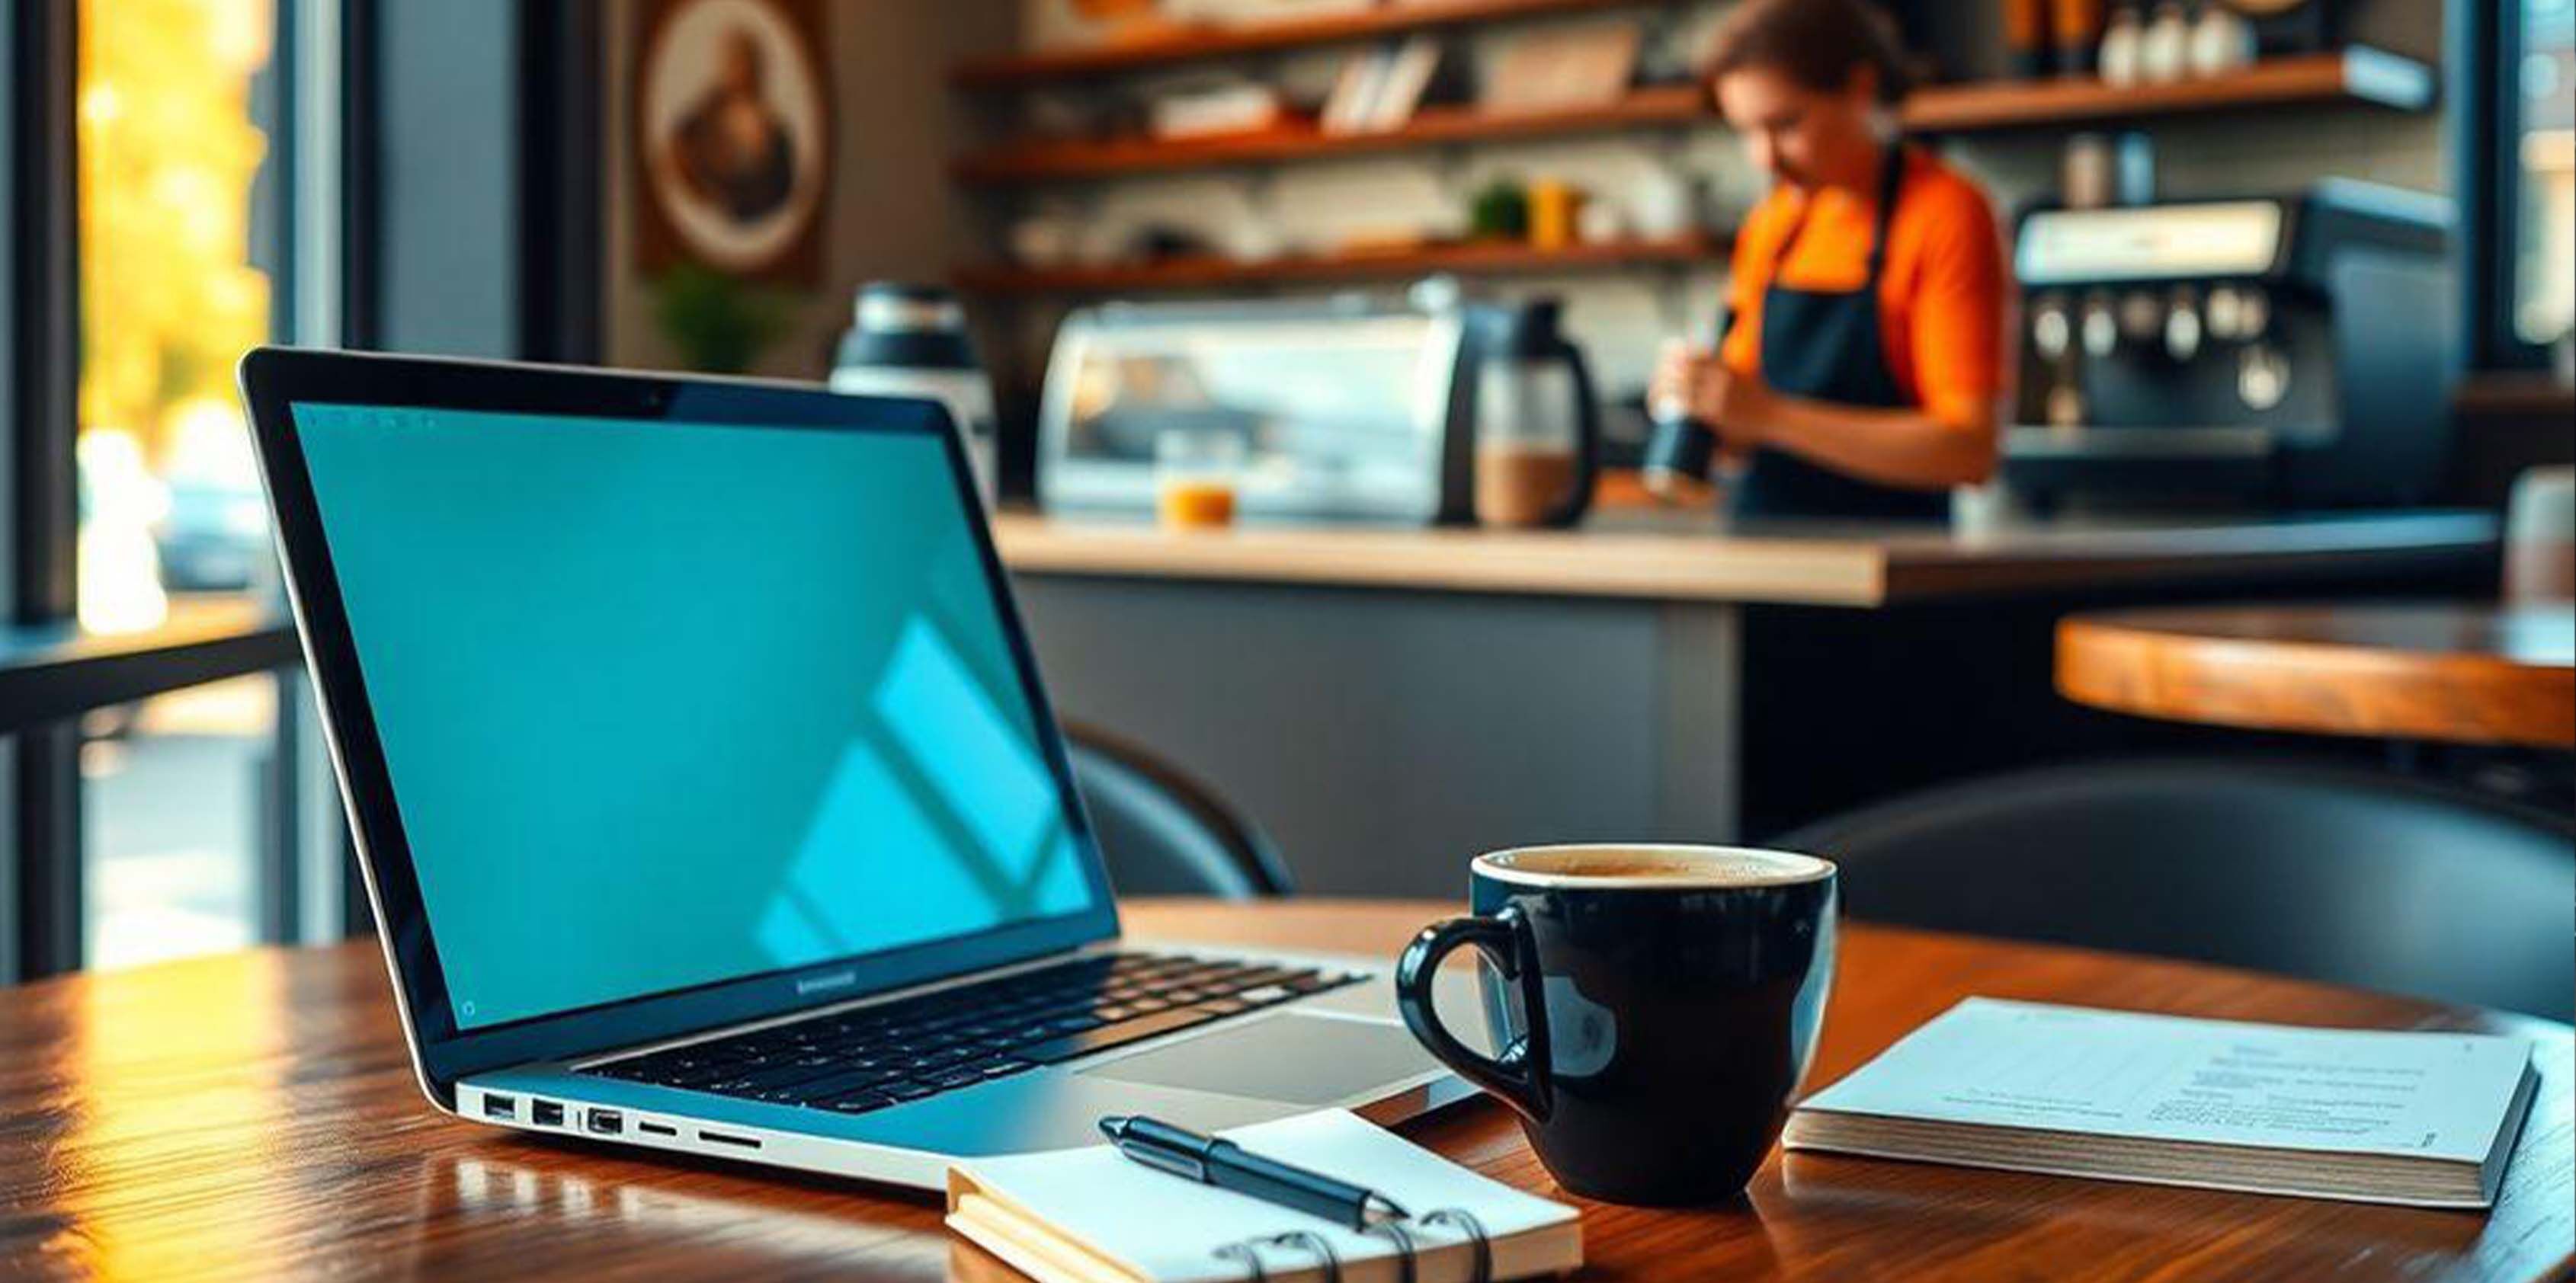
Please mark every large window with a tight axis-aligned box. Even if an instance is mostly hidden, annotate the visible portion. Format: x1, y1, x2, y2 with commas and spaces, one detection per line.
8, 0, 587, 980
62, 0, 293, 971
2514, 0, 2574, 350
2465, 0, 2576, 368
77, 0, 281, 630
82, 677, 274, 967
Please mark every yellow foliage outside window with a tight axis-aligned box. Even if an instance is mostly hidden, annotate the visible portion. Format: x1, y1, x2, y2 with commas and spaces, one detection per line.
76, 0, 274, 626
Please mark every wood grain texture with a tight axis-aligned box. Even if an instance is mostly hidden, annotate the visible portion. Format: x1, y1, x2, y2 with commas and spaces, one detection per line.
988, 511, 2498, 608
0, 900, 2565, 1281
2059, 604, 2576, 748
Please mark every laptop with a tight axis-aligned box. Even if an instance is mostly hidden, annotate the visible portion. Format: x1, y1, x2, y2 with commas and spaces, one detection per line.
238, 348, 1474, 1189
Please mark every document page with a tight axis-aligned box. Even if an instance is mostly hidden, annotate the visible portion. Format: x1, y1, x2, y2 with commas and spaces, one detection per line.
1799, 999, 2533, 1161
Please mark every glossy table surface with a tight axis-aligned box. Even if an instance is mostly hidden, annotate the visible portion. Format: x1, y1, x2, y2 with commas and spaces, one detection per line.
1, 899, 2566, 1281
2059, 603, 2576, 748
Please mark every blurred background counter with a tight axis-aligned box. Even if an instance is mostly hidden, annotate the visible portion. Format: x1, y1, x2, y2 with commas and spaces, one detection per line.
994, 509, 2497, 895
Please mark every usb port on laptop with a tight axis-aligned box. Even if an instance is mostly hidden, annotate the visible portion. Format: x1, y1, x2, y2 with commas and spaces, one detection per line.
586, 1109, 623, 1136
482, 1093, 517, 1121
530, 1099, 564, 1128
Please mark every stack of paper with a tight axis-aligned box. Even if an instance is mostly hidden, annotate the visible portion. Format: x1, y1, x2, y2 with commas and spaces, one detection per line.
1785, 998, 2539, 1208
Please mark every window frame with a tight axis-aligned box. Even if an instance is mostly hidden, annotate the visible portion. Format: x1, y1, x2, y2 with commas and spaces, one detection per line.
1, 0, 604, 979
6, 0, 85, 982
2453, 0, 2565, 372
3, 0, 338, 978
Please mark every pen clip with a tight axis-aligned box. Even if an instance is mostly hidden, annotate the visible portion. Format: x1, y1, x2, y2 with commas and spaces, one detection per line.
1119, 1139, 1207, 1182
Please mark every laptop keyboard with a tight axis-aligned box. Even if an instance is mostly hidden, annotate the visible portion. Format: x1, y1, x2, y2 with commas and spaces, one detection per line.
578, 952, 1365, 1116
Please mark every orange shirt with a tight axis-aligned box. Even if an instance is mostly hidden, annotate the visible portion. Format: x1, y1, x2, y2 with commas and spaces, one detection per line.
1719, 148, 2007, 431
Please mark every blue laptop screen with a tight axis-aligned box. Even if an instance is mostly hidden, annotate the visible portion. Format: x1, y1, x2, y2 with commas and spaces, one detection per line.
293, 403, 1099, 1031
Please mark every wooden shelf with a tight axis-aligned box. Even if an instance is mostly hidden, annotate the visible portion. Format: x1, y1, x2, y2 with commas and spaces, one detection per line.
953, 0, 1672, 88
953, 231, 1723, 296
955, 86, 1704, 184
2453, 372, 2576, 421
1900, 48, 2433, 133
953, 51, 2432, 187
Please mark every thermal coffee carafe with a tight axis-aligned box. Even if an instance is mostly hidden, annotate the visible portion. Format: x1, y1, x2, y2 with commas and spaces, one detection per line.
1453, 299, 1601, 528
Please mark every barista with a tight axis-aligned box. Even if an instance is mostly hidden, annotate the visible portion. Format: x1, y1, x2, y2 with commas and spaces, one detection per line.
1650, 0, 2007, 520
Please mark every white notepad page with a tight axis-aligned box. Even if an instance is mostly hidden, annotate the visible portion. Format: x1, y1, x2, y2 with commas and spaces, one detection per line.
1799, 998, 2533, 1163
951, 1109, 1578, 1283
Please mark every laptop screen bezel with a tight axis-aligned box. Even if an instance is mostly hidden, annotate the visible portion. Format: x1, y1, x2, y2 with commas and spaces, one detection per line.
238, 347, 1122, 1099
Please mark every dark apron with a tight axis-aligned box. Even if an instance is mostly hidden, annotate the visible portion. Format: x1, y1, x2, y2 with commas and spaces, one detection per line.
1730, 144, 1950, 522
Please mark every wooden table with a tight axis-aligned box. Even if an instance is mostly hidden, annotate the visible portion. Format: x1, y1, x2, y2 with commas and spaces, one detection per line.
2, 899, 2566, 1281
2059, 603, 2576, 749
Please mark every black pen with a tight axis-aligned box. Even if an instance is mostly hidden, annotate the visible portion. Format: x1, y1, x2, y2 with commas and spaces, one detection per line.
1098, 1115, 1408, 1231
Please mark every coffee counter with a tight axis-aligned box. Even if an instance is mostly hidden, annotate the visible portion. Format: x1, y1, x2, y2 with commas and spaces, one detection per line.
990, 510, 2498, 606
992, 510, 2500, 896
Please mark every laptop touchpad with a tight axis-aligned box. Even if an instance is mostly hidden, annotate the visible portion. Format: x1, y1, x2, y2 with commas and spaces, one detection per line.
1078, 1013, 1436, 1105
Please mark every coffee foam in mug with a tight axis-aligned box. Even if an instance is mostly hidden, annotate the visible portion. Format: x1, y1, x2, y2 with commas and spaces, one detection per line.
1479, 844, 1832, 888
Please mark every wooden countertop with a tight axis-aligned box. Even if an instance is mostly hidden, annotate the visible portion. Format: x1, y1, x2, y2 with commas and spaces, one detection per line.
992, 510, 2500, 606
2, 900, 2562, 1281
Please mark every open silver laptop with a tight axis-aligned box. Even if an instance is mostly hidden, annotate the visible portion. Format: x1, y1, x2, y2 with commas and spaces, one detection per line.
238, 348, 1472, 1189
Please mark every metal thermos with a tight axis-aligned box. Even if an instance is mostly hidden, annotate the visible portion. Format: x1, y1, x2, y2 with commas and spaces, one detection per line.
1642, 405, 1719, 499
1642, 315, 1727, 500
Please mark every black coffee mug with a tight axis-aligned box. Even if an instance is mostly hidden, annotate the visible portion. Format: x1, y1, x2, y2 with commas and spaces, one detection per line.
1394, 844, 1837, 1205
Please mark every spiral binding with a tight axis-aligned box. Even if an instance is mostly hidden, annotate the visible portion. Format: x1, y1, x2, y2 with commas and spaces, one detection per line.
1421, 1209, 1493, 1283
1363, 1220, 1418, 1283
1210, 1207, 1493, 1283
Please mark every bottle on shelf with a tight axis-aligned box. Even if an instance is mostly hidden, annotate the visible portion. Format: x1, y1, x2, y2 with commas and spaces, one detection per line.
2098, 5, 2145, 86
2187, 3, 2257, 78
2050, 0, 2107, 76
2004, 0, 2051, 79
2138, 1, 2192, 85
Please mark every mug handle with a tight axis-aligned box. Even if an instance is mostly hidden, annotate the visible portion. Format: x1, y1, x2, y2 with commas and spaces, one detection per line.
1393, 904, 1553, 1122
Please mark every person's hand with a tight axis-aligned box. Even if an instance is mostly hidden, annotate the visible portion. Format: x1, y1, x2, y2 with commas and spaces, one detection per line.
1652, 341, 1772, 455
1649, 340, 1726, 427
1709, 370, 1776, 451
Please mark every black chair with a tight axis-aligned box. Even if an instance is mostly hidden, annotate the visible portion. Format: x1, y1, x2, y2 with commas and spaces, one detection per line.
1064, 723, 1294, 900
1777, 758, 2576, 1020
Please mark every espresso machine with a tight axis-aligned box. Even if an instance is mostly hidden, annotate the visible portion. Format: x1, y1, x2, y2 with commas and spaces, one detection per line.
2002, 181, 2454, 510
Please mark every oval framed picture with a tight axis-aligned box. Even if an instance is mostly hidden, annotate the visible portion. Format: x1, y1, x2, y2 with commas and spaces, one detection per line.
634, 0, 829, 281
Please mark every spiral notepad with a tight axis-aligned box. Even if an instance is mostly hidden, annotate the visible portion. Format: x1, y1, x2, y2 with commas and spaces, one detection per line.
945, 1110, 1583, 1283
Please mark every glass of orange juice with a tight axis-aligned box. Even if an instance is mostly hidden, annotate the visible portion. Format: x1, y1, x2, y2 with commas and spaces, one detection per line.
1155, 428, 1244, 530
